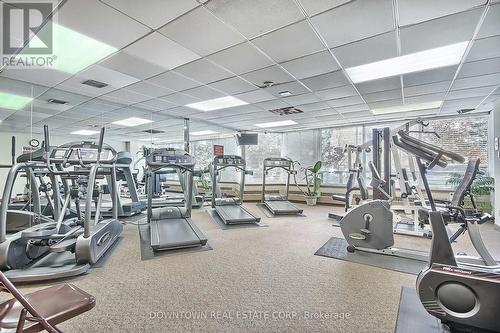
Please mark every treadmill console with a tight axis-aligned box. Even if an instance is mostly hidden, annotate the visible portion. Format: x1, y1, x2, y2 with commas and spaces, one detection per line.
264, 158, 291, 168
147, 148, 195, 167
50, 141, 116, 164
214, 155, 245, 166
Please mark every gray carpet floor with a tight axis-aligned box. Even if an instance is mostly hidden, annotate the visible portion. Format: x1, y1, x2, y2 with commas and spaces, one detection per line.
9, 204, 500, 333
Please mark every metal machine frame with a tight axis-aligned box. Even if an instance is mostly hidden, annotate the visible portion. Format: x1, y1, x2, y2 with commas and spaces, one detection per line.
211, 155, 261, 225
261, 157, 303, 215
146, 148, 207, 252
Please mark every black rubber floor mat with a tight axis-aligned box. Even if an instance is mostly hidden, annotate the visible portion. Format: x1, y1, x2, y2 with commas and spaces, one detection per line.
395, 287, 444, 333
315, 237, 427, 275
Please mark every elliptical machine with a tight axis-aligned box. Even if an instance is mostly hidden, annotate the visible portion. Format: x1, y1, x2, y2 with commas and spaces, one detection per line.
0, 126, 123, 282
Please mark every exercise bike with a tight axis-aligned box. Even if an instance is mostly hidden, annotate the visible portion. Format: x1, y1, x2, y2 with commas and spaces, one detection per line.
417, 210, 500, 333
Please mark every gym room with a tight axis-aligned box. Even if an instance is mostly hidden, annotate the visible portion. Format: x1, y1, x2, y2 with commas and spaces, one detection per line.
0, 0, 499, 332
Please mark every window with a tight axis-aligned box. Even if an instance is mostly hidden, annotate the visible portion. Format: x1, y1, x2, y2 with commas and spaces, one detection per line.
320, 126, 363, 185
245, 133, 282, 184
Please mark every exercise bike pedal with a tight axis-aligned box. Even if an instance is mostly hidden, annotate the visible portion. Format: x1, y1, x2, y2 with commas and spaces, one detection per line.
360, 228, 371, 235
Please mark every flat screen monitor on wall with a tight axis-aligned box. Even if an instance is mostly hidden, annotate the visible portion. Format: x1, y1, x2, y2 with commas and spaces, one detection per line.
235, 132, 258, 146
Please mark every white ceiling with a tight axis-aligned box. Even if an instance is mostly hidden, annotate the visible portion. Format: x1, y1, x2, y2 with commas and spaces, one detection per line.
0, 0, 499, 142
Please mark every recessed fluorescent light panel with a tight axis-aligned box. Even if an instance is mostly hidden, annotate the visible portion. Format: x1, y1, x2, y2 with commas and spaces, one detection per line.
186, 96, 248, 111
191, 130, 219, 136
17, 23, 117, 74
345, 42, 469, 83
0, 91, 33, 110
371, 101, 443, 115
112, 117, 153, 127
255, 120, 298, 128
71, 129, 100, 136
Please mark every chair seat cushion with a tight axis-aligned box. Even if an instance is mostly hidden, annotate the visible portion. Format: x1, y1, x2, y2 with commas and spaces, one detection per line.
0, 284, 95, 332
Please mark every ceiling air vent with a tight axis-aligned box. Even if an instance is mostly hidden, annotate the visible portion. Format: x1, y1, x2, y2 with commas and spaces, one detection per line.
143, 129, 165, 134
269, 107, 304, 116
82, 79, 108, 88
48, 98, 68, 105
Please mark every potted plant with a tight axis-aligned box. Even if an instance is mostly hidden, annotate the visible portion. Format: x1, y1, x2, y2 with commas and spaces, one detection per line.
293, 160, 323, 206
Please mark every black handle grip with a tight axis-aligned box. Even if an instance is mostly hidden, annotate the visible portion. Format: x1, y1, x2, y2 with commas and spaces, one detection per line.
11, 136, 15, 165
43, 125, 50, 153
98, 127, 105, 155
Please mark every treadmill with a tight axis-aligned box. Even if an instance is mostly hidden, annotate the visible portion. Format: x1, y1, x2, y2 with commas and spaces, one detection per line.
211, 155, 261, 225
262, 157, 303, 215
146, 148, 207, 251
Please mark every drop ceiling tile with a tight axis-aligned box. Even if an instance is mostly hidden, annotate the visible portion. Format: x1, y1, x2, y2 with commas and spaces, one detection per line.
477, 4, 500, 39
252, 20, 325, 63
209, 77, 257, 95
335, 103, 370, 113
0, 77, 48, 97
56, 65, 139, 97
283, 93, 321, 106
311, 0, 394, 48
76, 99, 125, 113
182, 86, 226, 100
101, 0, 199, 29
101, 88, 152, 104
326, 95, 365, 107
163, 93, 201, 105
204, 0, 303, 38
240, 66, 294, 86
397, 0, 486, 26
99, 51, 166, 80
446, 86, 497, 100
255, 99, 290, 111
364, 89, 402, 103
405, 92, 446, 104
355, 77, 401, 94
125, 81, 174, 98
57, 0, 150, 48
466, 35, 500, 62
299, 0, 352, 16
366, 99, 404, 109
175, 59, 233, 84
234, 89, 276, 103
207, 42, 274, 75
123, 32, 200, 70
403, 66, 458, 86
159, 6, 245, 56
280, 51, 339, 79
301, 70, 349, 91
34, 89, 90, 112
333, 30, 398, 68
316, 85, 358, 100
296, 101, 330, 112
404, 81, 451, 97
146, 71, 201, 91
441, 97, 484, 109
400, 9, 481, 54
0, 68, 70, 87
264, 81, 309, 97
160, 106, 201, 117
458, 57, 500, 78
451, 73, 500, 90
339, 110, 373, 118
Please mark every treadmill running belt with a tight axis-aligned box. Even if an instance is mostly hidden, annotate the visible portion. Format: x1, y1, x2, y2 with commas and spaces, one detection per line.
216, 205, 260, 224
150, 219, 207, 250
265, 200, 303, 215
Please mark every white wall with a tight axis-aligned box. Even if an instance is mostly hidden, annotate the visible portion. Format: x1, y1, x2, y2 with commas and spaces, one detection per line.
491, 102, 500, 225
0, 130, 126, 196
